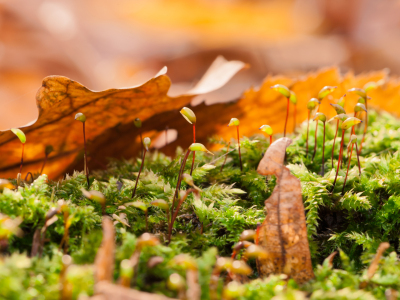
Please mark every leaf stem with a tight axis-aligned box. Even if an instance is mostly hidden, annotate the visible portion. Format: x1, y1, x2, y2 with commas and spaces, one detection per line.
131, 148, 147, 198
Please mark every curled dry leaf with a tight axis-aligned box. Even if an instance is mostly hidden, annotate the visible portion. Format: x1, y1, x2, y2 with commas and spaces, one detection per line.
256, 137, 314, 284
0, 56, 245, 179
94, 281, 178, 300
94, 217, 115, 283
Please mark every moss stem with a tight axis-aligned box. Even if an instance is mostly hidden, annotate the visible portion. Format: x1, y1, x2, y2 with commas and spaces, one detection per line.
332, 129, 346, 190
131, 148, 147, 198
331, 120, 339, 168
190, 124, 196, 175
284, 97, 289, 137
342, 143, 354, 195
82, 122, 90, 188
237, 125, 242, 171
306, 110, 310, 157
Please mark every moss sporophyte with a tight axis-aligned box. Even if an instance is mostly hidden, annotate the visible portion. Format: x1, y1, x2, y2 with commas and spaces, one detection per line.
271, 84, 291, 137
11, 128, 26, 182
332, 117, 362, 191
180, 107, 197, 175
330, 96, 346, 168
228, 118, 242, 171
306, 98, 320, 157
132, 137, 151, 198
74, 113, 90, 188
313, 113, 327, 176
312, 86, 336, 160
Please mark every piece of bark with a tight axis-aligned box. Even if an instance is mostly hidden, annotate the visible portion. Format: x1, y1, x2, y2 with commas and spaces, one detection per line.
256, 137, 314, 284
94, 281, 178, 300
94, 217, 115, 283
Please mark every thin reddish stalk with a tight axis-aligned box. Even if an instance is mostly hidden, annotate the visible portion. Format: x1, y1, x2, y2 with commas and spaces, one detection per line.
359, 109, 368, 155
168, 188, 194, 243
321, 123, 326, 176
171, 149, 191, 220
312, 106, 320, 159
332, 129, 346, 190
82, 122, 90, 188
237, 126, 242, 171
190, 124, 196, 175
19, 143, 25, 174
284, 98, 289, 137
342, 143, 354, 195
25, 172, 33, 183
220, 142, 231, 172
306, 110, 310, 157
331, 120, 339, 169
139, 131, 143, 158
131, 149, 147, 198
293, 104, 297, 132
355, 143, 362, 176
312, 120, 319, 161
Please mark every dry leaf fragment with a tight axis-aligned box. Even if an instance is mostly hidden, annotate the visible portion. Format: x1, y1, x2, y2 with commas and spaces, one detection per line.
94, 281, 178, 300
0, 56, 245, 179
366, 242, 390, 280
256, 137, 314, 284
94, 217, 115, 283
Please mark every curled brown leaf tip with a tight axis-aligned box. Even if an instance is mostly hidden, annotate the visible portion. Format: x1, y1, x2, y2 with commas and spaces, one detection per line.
367, 242, 390, 280
256, 137, 314, 284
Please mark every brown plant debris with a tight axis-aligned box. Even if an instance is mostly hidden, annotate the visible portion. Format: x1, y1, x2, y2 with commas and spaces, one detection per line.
94, 217, 115, 283
94, 281, 178, 300
367, 242, 390, 280
256, 137, 314, 284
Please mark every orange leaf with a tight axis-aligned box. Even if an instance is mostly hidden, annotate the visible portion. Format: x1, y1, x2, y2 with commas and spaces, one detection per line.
0, 56, 245, 179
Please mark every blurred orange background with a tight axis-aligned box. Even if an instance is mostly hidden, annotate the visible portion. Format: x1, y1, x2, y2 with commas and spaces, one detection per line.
1, 0, 400, 131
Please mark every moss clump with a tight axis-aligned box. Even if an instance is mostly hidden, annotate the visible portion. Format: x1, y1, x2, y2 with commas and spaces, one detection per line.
2, 110, 400, 299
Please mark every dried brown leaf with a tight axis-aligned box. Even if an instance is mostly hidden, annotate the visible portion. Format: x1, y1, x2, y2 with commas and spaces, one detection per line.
94, 217, 115, 283
0, 56, 245, 179
256, 137, 314, 284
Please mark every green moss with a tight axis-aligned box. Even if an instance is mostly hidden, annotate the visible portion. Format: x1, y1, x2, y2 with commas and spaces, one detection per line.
2, 110, 400, 299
